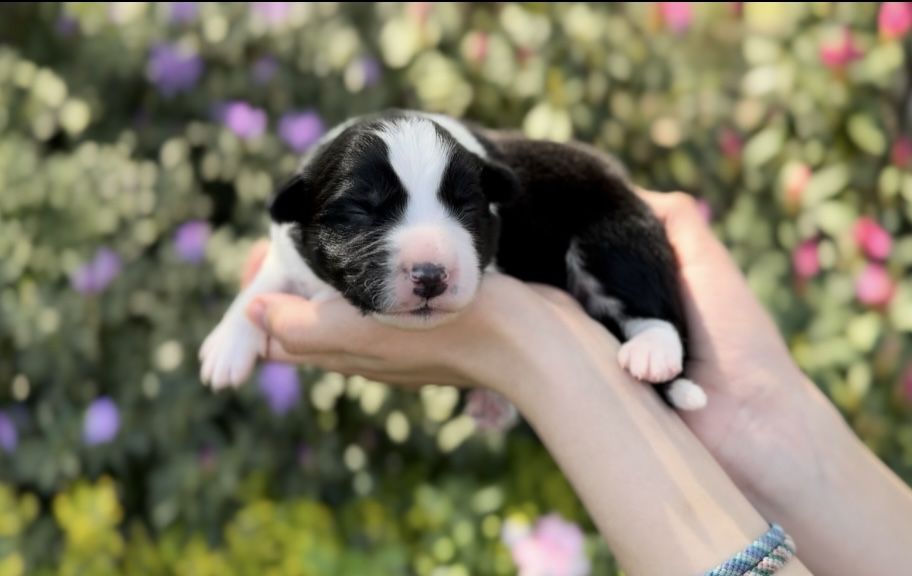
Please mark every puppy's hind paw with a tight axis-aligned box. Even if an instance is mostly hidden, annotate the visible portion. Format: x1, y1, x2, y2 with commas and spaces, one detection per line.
617, 326, 683, 384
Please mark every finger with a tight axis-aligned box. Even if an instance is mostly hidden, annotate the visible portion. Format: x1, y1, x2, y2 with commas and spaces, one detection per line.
635, 189, 736, 268
241, 240, 271, 288
247, 293, 367, 355
636, 189, 709, 237
264, 339, 371, 368
264, 343, 462, 387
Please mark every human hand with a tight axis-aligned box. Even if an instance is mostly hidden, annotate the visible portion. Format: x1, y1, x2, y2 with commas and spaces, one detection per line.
635, 190, 838, 498
239, 239, 613, 402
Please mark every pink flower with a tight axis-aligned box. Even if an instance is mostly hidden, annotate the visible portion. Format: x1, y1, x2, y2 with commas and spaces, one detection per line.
854, 217, 892, 261
719, 128, 743, 160
408, 2, 433, 23
879, 2, 912, 40
696, 199, 713, 223
464, 389, 518, 433
504, 514, 591, 576
900, 365, 912, 403
793, 240, 820, 280
251, 2, 293, 26
784, 163, 812, 210
820, 29, 863, 70
892, 136, 912, 168
855, 263, 895, 307
466, 31, 489, 64
660, 2, 693, 34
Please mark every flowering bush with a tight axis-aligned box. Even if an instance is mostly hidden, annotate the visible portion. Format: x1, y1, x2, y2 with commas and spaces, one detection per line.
1, 3, 911, 574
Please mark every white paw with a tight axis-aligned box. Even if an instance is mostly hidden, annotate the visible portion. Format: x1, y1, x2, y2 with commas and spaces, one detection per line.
618, 325, 683, 383
666, 379, 707, 411
199, 316, 266, 390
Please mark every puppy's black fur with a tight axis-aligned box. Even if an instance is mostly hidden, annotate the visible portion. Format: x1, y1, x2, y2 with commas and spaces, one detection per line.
480, 132, 688, 404
271, 111, 690, 407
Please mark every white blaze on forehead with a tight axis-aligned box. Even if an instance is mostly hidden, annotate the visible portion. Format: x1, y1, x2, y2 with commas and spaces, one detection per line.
376, 118, 454, 225
374, 116, 482, 315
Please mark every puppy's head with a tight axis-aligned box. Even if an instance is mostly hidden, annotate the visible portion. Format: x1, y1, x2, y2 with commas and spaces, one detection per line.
270, 113, 518, 328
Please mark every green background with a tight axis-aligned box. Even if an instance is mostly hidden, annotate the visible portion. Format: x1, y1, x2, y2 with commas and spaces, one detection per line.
1, 3, 911, 575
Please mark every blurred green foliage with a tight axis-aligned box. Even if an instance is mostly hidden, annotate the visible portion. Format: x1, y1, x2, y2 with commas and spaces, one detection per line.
0, 2, 911, 574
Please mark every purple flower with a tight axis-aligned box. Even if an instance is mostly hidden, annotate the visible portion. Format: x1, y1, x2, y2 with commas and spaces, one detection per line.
278, 111, 325, 153
252, 56, 279, 85
0, 412, 17, 454
199, 446, 217, 471
258, 363, 301, 416
83, 397, 120, 446
71, 248, 122, 295
55, 14, 80, 38
169, 2, 199, 25
359, 56, 382, 87
173, 220, 211, 263
297, 442, 313, 467
147, 43, 204, 97
251, 2, 293, 25
220, 101, 268, 140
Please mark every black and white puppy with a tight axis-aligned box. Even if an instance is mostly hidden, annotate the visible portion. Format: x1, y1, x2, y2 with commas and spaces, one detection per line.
199, 109, 707, 410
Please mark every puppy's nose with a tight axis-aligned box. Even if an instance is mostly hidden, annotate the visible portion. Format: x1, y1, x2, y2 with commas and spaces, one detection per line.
410, 263, 448, 299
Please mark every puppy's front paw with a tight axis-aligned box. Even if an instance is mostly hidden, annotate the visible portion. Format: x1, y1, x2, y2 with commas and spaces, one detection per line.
618, 325, 683, 383
199, 316, 266, 390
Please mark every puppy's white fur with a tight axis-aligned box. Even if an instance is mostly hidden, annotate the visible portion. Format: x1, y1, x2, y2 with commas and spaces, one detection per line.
619, 318, 684, 383
200, 224, 334, 389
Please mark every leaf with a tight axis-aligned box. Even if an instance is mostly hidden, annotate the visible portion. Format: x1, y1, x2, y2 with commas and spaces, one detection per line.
847, 114, 886, 156
743, 125, 785, 167
803, 164, 849, 206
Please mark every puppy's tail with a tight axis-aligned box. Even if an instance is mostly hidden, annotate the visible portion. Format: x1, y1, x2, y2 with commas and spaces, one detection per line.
658, 378, 707, 411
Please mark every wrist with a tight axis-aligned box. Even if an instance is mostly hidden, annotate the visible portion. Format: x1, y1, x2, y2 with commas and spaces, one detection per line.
722, 373, 849, 514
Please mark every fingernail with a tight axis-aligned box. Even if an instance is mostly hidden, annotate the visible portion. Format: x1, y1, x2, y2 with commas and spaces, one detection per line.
247, 299, 267, 329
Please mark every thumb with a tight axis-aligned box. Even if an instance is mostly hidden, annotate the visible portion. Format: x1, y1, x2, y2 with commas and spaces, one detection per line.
246, 294, 344, 355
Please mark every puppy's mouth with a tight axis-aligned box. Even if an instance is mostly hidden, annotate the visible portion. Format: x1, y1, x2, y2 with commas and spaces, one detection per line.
373, 301, 462, 329
410, 303, 436, 316
392, 304, 452, 319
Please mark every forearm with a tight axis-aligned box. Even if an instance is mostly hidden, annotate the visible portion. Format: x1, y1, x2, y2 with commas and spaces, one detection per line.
503, 340, 811, 576
743, 381, 912, 576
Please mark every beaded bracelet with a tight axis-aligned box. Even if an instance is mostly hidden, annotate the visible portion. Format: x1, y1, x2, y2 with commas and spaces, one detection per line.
704, 523, 796, 576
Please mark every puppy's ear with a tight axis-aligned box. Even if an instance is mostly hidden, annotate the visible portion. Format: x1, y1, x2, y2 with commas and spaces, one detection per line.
481, 160, 520, 205
269, 173, 312, 223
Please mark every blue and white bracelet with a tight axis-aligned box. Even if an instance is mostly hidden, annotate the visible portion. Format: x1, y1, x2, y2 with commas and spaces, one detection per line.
704, 523, 797, 576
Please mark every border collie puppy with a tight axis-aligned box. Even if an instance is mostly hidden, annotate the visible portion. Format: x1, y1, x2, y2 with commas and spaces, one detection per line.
200, 109, 707, 410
